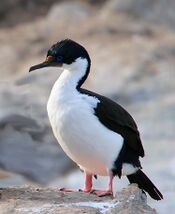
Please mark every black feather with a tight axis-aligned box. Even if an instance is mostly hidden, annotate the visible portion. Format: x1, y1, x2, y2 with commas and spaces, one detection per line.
79, 88, 145, 157
48, 39, 91, 89
127, 169, 163, 200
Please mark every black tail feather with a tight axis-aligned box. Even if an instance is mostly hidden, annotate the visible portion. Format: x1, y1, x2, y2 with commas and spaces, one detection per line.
127, 169, 163, 200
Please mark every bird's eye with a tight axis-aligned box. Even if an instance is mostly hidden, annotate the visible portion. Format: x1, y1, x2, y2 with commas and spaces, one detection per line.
56, 55, 63, 62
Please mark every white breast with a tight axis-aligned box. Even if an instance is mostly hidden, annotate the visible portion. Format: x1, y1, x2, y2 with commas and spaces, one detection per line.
47, 60, 124, 176
47, 92, 123, 175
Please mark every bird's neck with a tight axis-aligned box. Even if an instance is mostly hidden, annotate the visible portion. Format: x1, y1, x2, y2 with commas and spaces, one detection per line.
54, 58, 90, 93
47, 58, 91, 120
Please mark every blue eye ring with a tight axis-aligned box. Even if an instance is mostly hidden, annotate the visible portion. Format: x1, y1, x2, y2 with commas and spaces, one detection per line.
56, 55, 63, 62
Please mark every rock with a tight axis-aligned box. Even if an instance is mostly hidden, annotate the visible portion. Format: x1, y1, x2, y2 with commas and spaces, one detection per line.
0, 0, 60, 27
102, 0, 175, 29
0, 125, 74, 183
44, 2, 91, 37
0, 45, 20, 78
0, 81, 75, 183
46, 2, 90, 24
102, 0, 156, 18
0, 184, 157, 214
0, 114, 40, 132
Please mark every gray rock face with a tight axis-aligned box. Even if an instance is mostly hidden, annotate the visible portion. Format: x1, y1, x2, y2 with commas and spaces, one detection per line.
103, 0, 175, 29
0, 125, 74, 183
0, 0, 60, 26
0, 184, 157, 214
0, 83, 74, 183
103, 0, 156, 17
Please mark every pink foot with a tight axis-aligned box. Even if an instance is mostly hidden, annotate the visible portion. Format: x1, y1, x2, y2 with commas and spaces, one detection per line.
79, 188, 91, 193
90, 189, 113, 197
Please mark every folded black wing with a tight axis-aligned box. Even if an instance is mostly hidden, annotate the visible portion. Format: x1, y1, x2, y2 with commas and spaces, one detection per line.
79, 89, 145, 157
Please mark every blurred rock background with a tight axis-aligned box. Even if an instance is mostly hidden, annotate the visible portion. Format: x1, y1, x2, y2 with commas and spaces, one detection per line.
0, 0, 174, 213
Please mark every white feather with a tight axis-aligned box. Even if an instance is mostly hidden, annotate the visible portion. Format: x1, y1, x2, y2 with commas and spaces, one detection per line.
122, 163, 138, 175
47, 58, 125, 176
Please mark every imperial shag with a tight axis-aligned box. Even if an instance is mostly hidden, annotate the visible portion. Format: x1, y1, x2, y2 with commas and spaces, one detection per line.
29, 39, 163, 200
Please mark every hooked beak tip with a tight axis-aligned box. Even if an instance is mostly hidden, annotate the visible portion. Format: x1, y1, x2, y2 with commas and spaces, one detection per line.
29, 67, 34, 72
28, 61, 49, 73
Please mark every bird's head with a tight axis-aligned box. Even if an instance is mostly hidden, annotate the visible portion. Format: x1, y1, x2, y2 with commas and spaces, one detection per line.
29, 39, 91, 72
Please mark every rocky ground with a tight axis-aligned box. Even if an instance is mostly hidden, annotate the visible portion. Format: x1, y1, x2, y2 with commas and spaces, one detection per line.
0, 0, 175, 213
0, 184, 156, 214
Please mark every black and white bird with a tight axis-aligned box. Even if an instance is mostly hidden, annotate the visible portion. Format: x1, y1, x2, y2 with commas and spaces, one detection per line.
29, 39, 163, 200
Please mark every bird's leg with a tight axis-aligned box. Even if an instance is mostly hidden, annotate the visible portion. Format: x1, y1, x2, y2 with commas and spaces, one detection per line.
91, 171, 114, 197
60, 171, 92, 193
82, 171, 93, 192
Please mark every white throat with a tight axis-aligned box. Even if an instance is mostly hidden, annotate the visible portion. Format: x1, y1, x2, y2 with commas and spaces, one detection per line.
58, 57, 89, 90
47, 57, 89, 111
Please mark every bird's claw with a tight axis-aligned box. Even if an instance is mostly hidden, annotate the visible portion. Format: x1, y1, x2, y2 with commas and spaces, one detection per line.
90, 189, 113, 197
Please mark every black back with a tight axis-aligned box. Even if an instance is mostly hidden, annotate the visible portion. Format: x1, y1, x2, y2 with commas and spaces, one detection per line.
79, 88, 145, 158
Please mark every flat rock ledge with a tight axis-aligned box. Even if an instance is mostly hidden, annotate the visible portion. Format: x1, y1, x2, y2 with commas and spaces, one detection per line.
0, 184, 157, 214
